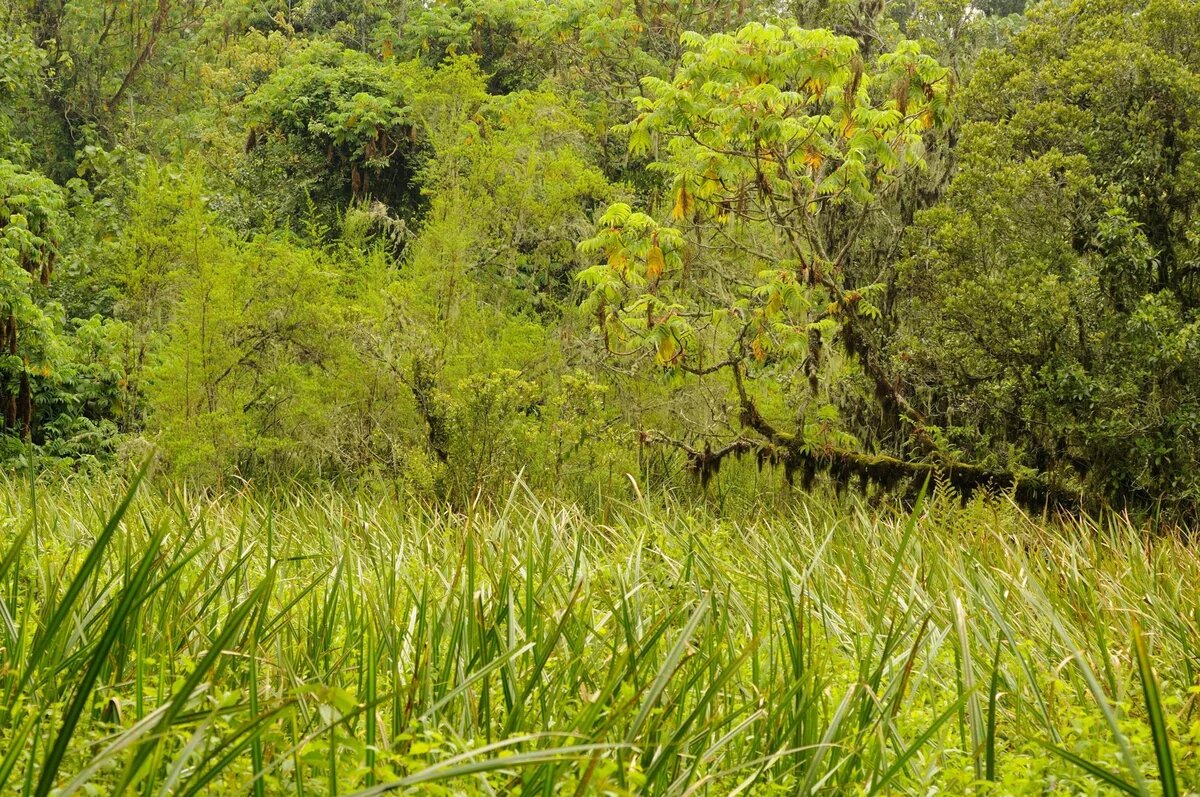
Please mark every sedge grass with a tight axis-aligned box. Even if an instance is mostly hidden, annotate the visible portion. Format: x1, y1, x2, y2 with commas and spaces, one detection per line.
0, 473, 1197, 794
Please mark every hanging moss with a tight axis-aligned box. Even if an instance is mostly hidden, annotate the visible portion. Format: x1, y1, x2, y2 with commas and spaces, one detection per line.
663, 429, 1078, 513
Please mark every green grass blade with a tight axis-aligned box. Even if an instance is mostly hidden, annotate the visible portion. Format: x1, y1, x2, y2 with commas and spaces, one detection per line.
985, 638, 1002, 782
0, 712, 37, 792
868, 691, 970, 796
1039, 741, 1141, 797
19, 462, 149, 693
625, 595, 709, 743
1132, 620, 1178, 797
119, 569, 274, 789
348, 739, 626, 795
34, 514, 168, 797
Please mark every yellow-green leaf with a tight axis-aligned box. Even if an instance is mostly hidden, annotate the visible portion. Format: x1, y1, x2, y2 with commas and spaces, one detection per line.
647, 244, 665, 279
671, 185, 693, 221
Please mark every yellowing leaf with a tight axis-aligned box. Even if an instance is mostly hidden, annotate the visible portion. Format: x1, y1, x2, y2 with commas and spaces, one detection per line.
656, 333, 678, 365
672, 184, 693, 221
607, 249, 629, 273
802, 148, 824, 171
751, 336, 766, 363
647, 244, 665, 279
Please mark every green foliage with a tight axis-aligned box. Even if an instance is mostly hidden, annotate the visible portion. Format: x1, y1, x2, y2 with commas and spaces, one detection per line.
0, 25, 50, 163
0, 158, 63, 271
894, 0, 1200, 511
108, 140, 618, 498
578, 23, 950, 468
402, 0, 546, 92
0, 158, 127, 460
111, 163, 360, 482
4, 0, 1200, 513
421, 84, 611, 304
3, 477, 1199, 793
146, 232, 353, 482
244, 39, 426, 209
12, 1, 1200, 793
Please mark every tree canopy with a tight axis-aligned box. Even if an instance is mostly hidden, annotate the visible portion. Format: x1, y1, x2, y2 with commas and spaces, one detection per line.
2, 0, 1198, 516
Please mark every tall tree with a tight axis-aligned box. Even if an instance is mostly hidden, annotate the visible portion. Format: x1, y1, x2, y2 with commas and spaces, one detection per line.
578, 23, 981, 495
893, 0, 1200, 512
0, 159, 63, 439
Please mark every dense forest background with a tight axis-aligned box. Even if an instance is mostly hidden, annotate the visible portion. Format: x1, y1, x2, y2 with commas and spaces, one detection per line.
3, 0, 1199, 516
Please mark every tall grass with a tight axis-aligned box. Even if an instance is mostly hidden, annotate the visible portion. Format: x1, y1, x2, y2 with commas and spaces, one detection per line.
0, 473, 1196, 794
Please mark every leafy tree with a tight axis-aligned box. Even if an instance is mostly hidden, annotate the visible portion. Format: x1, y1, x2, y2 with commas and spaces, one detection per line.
334, 60, 619, 500
420, 84, 612, 304
290, 0, 397, 46
243, 39, 427, 210
0, 158, 128, 459
0, 23, 51, 164
579, 23, 959, 492
130, 168, 356, 481
0, 158, 65, 439
892, 0, 1200, 512
400, 0, 547, 93
1, 0, 218, 175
